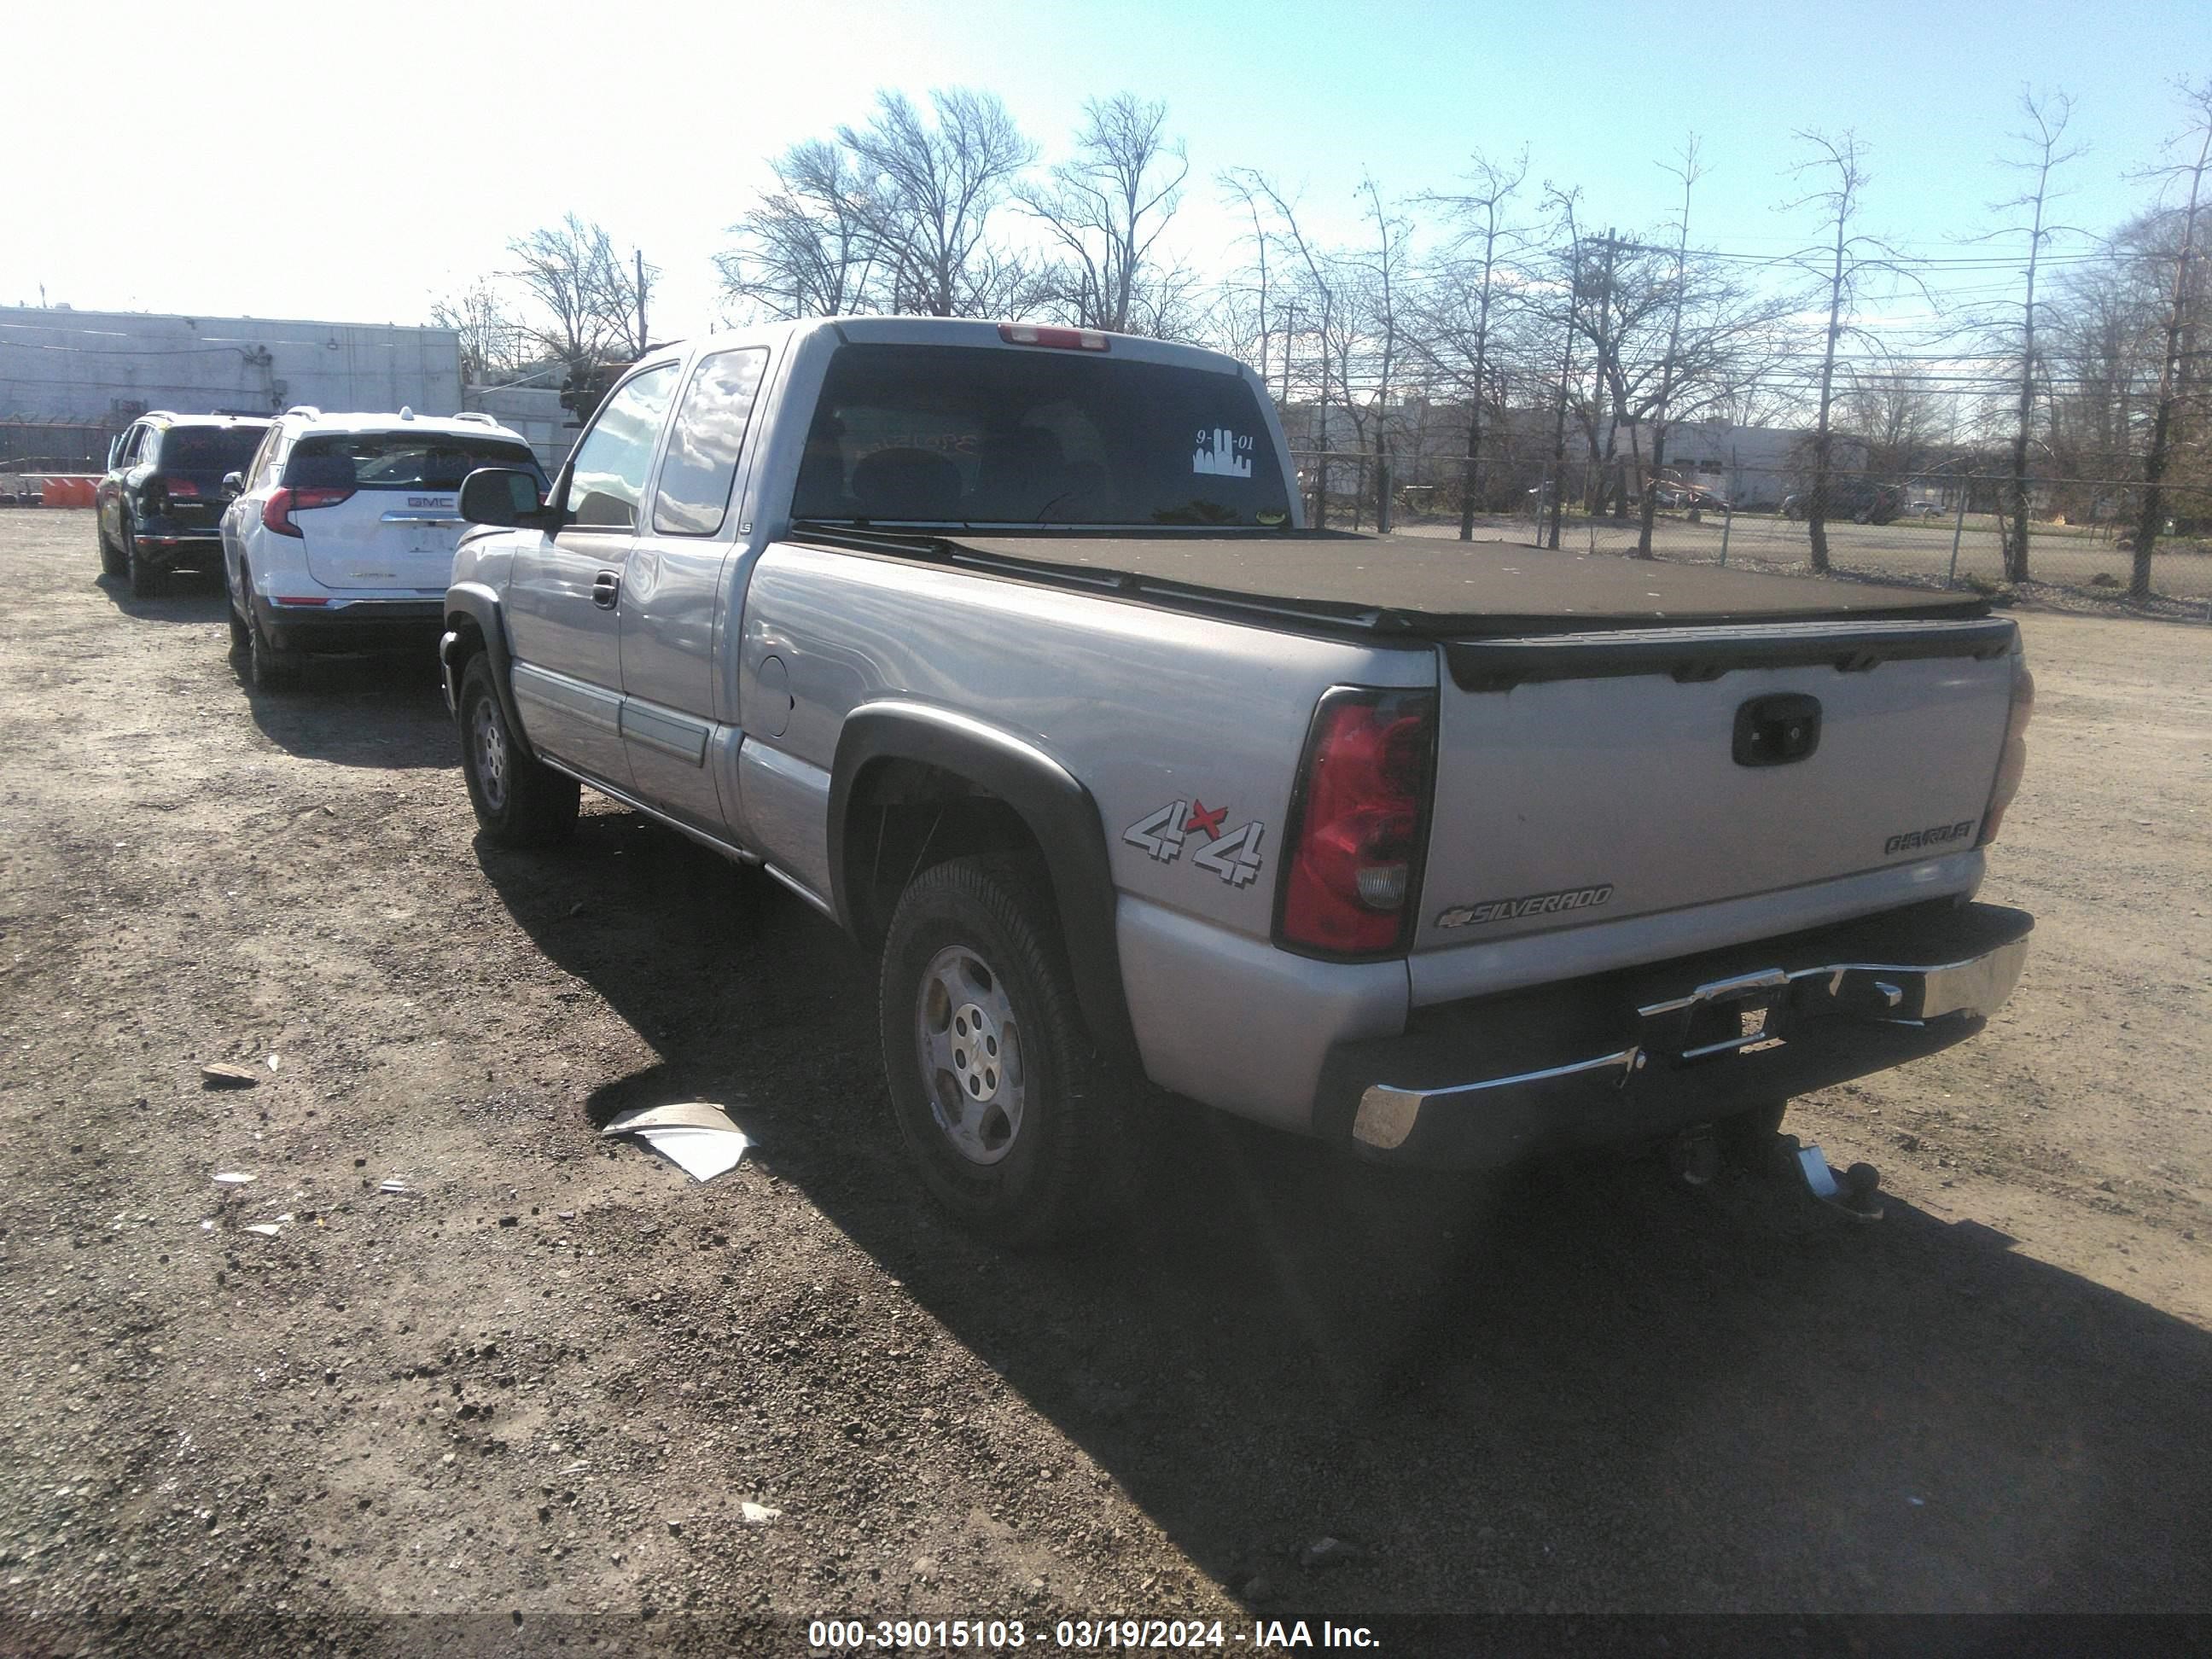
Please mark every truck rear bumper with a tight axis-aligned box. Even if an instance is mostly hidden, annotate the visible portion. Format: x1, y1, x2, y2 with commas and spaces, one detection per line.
1315, 899, 2031, 1167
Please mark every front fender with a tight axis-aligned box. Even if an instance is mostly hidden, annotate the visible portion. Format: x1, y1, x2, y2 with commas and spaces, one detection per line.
830, 701, 1138, 1074
442, 581, 533, 758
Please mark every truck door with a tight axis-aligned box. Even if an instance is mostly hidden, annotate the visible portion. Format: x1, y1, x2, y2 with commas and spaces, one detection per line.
504, 363, 679, 789
620, 346, 770, 833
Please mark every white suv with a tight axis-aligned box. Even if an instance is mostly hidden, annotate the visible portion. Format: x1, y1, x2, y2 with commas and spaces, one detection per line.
219, 408, 548, 690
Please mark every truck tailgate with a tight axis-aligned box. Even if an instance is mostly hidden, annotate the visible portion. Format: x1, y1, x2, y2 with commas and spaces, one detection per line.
1415, 617, 2018, 952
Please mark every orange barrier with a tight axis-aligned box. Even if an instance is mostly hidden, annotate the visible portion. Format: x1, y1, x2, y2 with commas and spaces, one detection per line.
30, 475, 98, 508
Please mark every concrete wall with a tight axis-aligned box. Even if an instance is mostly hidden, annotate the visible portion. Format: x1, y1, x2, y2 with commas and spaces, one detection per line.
0, 307, 463, 425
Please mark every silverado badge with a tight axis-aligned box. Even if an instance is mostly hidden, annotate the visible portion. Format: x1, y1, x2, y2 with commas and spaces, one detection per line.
1437, 882, 1615, 928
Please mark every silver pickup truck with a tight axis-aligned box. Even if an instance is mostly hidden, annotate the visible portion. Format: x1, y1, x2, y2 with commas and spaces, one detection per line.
440, 317, 2034, 1244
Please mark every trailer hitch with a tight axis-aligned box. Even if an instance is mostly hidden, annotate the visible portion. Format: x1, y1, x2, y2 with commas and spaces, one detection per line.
1666, 1123, 1883, 1222
1784, 1136, 1883, 1222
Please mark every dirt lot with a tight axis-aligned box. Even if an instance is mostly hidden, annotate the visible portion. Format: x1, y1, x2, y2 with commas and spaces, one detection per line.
1, 509, 2208, 1652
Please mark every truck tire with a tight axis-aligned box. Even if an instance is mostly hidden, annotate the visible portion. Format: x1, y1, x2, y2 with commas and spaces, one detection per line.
457, 653, 579, 847
878, 853, 1127, 1248
97, 514, 125, 579
124, 523, 160, 598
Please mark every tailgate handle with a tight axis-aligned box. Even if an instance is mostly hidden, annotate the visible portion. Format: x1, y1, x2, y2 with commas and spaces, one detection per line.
1733, 693, 1820, 766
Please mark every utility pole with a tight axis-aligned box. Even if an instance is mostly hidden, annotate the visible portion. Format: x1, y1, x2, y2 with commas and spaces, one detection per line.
635, 249, 649, 356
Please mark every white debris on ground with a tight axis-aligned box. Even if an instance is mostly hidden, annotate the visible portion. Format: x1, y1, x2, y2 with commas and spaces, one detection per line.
599, 1102, 751, 1183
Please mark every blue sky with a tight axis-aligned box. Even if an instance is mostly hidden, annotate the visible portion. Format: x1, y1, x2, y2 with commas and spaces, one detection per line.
6, 0, 2207, 334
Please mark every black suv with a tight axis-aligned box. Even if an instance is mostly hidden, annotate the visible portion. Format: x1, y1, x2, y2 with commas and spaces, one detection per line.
96, 413, 272, 597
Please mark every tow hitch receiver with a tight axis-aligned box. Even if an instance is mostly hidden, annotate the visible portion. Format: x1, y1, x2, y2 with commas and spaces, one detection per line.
1786, 1137, 1883, 1222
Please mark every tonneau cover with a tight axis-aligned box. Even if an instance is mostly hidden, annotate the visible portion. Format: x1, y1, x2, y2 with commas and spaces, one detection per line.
799, 526, 1990, 638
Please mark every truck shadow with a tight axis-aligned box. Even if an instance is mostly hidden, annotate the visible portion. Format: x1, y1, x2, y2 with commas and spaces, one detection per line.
478, 812, 2212, 1615
238, 651, 457, 769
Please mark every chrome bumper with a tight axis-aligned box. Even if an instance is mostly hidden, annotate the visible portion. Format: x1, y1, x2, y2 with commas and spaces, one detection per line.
1350, 907, 2031, 1155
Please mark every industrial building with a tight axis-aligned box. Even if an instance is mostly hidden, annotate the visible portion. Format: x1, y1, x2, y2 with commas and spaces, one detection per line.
0, 306, 466, 473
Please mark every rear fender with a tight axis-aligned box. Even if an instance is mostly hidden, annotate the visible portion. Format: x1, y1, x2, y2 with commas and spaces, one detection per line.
830, 702, 1139, 1073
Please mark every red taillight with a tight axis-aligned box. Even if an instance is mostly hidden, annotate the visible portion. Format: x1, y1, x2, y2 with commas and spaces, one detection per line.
261, 485, 354, 537
1977, 658, 2034, 847
998, 322, 1110, 352
163, 477, 200, 498
1277, 688, 1437, 957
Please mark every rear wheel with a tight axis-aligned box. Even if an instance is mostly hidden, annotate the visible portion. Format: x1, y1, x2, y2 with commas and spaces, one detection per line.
96, 513, 125, 578
124, 522, 160, 598
225, 584, 251, 657
877, 853, 1128, 1248
244, 581, 302, 691
457, 653, 578, 846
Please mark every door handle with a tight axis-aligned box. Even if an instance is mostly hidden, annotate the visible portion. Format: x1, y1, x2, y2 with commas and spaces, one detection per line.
591, 570, 620, 610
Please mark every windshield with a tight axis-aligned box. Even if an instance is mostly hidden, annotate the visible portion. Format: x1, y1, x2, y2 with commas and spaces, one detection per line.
156, 426, 265, 472
791, 343, 1292, 528
284, 432, 546, 492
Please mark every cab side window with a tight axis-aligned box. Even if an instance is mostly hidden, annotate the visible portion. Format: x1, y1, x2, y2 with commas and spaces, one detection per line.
563, 364, 679, 531
652, 348, 769, 537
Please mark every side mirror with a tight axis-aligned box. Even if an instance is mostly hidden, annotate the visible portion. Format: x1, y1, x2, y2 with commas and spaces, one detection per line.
458, 467, 551, 528
222, 471, 245, 497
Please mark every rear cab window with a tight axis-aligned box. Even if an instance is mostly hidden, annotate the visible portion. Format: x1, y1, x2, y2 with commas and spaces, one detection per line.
157, 425, 266, 474
791, 343, 1292, 528
282, 431, 547, 493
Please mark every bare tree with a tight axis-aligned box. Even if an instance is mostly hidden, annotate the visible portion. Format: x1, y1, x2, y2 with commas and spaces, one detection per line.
1540, 185, 1586, 549
505, 214, 655, 373
1570, 230, 1794, 525
1840, 370, 1947, 479
2130, 77, 2212, 597
430, 282, 526, 384
1414, 148, 1529, 539
1224, 170, 1336, 525
1353, 174, 1408, 531
606, 246, 657, 360
1021, 95, 1189, 334
1635, 137, 1703, 558
1781, 130, 1930, 571
839, 89, 1035, 317
1219, 175, 1276, 384
718, 139, 885, 319
1981, 90, 2086, 582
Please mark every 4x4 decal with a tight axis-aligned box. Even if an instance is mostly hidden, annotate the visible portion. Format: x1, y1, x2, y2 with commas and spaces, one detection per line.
1122, 798, 1266, 888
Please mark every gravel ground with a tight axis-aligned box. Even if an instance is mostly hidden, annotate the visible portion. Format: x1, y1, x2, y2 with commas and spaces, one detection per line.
1, 509, 2208, 1654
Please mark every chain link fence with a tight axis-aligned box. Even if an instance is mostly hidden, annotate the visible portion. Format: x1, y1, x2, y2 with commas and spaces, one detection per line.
1290, 448, 2212, 608
1545, 467, 2212, 603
